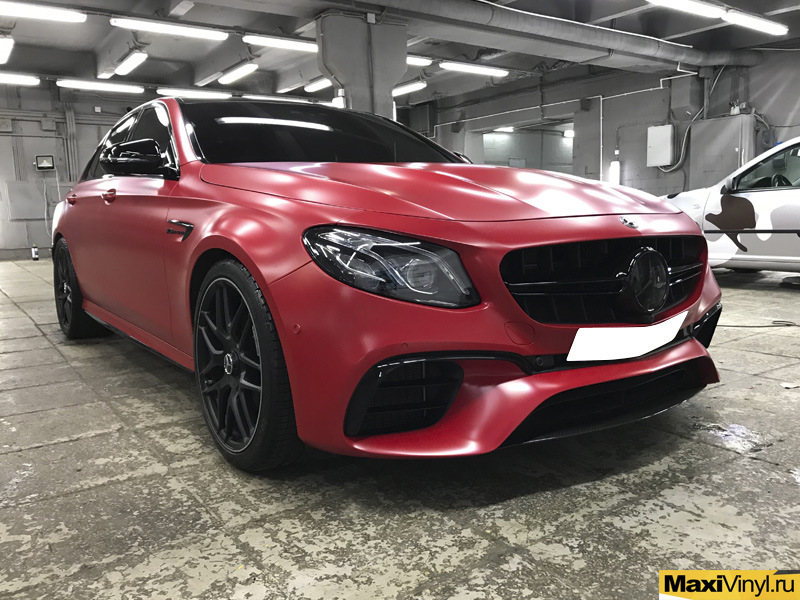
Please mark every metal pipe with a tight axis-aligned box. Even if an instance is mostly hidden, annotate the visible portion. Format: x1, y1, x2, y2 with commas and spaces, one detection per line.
349, 0, 762, 67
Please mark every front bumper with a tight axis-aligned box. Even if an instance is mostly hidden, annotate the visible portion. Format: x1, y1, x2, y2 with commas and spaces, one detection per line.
266, 214, 722, 458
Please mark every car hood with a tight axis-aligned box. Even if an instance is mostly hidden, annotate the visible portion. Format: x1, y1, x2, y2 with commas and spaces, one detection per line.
200, 162, 679, 222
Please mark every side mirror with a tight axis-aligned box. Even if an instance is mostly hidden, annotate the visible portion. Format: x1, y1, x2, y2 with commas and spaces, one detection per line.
100, 139, 165, 175
720, 176, 735, 194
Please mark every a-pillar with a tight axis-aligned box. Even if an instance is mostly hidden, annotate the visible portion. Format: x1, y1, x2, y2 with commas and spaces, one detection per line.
316, 13, 407, 117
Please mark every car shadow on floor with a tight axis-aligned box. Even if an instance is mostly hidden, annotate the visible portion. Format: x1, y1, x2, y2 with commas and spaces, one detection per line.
260, 418, 697, 511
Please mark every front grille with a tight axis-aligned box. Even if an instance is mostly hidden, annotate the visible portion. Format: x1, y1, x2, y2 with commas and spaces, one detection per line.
503, 358, 706, 445
500, 236, 705, 324
344, 360, 463, 437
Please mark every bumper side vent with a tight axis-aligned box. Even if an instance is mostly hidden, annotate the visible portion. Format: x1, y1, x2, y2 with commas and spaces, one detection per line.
345, 360, 463, 437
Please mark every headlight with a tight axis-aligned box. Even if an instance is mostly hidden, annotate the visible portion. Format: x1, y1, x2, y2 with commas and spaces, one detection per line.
302, 226, 480, 308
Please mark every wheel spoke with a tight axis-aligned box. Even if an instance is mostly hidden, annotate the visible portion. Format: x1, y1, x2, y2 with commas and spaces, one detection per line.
222, 286, 234, 331
230, 390, 249, 440
222, 388, 236, 441
239, 375, 261, 393
238, 391, 255, 433
199, 325, 223, 357
239, 352, 260, 371
202, 310, 221, 339
229, 302, 248, 344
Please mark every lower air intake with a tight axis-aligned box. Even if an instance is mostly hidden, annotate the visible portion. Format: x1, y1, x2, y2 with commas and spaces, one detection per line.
345, 360, 463, 437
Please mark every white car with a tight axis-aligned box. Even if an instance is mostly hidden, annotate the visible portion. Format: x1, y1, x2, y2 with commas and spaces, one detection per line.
668, 136, 800, 272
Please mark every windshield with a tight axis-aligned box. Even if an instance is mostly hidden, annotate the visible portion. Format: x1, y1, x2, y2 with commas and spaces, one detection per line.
179, 100, 457, 164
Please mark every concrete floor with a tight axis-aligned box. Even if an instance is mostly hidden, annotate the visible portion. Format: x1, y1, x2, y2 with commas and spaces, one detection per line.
0, 259, 798, 599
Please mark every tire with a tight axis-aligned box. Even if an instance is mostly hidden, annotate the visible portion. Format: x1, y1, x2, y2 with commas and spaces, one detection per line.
53, 238, 111, 339
193, 259, 303, 472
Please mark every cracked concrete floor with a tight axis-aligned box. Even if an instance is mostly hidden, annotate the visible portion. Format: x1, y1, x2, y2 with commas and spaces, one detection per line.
0, 259, 799, 600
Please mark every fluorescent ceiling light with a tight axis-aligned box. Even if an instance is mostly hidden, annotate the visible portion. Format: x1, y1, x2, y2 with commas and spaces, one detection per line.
216, 117, 332, 131
392, 80, 427, 97
57, 79, 144, 94
276, 83, 301, 94
645, 0, 725, 19
110, 18, 228, 41
217, 62, 258, 85
564, 129, 575, 138
0, 38, 13, 64
157, 87, 231, 99
242, 34, 317, 53
439, 61, 509, 77
722, 10, 788, 35
303, 78, 332, 93
0, 72, 39, 86
243, 94, 313, 103
493, 126, 514, 132
0, 1, 85, 22
407, 55, 433, 67
115, 51, 148, 76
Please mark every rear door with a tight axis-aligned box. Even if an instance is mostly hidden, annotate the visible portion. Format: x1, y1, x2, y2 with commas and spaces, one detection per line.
703, 142, 800, 268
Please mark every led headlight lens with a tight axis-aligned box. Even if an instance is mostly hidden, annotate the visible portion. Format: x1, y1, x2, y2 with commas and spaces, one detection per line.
302, 226, 480, 308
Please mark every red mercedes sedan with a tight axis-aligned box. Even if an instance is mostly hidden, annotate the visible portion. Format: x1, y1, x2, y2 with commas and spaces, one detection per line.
52, 98, 722, 472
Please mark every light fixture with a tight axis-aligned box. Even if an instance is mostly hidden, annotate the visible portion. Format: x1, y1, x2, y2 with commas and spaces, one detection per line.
439, 61, 509, 77
157, 87, 231, 99
608, 160, 621, 185
0, 1, 86, 23
0, 37, 13, 64
216, 117, 332, 131
0, 72, 39, 86
493, 126, 514, 133
242, 34, 317, 53
303, 78, 333, 93
56, 79, 144, 94
217, 62, 258, 85
407, 55, 433, 67
392, 80, 427, 97
114, 51, 148, 76
331, 94, 346, 109
276, 83, 301, 94
109, 18, 228, 41
563, 129, 575, 138
644, 0, 725, 19
243, 94, 313, 103
722, 10, 788, 35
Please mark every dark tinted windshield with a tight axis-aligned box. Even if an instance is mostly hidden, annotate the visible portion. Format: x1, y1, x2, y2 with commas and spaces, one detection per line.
179, 100, 456, 164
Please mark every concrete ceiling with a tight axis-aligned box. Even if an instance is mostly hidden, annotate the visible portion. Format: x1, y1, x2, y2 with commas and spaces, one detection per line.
1, 0, 798, 105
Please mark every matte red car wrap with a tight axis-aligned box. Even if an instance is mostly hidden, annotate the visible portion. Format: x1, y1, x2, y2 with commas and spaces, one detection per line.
52, 98, 721, 469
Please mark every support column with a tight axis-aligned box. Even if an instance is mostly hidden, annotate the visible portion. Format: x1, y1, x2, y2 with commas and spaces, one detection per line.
434, 122, 465, 154
316, 13, 407, 117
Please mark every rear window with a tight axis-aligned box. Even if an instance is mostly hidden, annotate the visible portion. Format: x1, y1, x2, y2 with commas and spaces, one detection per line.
179, 101, 455, 164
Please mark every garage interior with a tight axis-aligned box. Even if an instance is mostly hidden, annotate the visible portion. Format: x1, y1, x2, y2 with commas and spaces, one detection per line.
0, 0, 799, 598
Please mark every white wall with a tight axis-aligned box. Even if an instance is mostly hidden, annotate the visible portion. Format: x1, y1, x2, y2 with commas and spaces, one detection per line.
0, 83, 144, 254
483, 129, 573, 173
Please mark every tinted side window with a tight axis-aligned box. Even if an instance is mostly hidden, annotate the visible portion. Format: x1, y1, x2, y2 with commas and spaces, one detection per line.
129, 105, 176, 170
82, 114, 138, 181
737, 144, 800, 191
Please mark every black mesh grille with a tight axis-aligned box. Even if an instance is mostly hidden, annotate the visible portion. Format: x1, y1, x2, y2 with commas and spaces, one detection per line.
504, 358, 706, 445
500, 236, 705, 324
345, 361, 463, 437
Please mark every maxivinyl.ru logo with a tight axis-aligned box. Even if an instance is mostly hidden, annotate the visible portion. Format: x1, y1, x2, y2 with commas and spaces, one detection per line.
659, 571, 800, 599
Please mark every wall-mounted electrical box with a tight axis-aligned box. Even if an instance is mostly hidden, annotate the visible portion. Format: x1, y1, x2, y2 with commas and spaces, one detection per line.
646, 124, 675, 167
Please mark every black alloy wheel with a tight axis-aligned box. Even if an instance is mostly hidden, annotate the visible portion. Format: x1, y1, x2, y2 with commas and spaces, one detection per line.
194, 260, 303, 472
52, 238, 109, 339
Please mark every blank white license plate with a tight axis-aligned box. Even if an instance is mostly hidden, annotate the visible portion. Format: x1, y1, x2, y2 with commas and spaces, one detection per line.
567, 311, 688, 362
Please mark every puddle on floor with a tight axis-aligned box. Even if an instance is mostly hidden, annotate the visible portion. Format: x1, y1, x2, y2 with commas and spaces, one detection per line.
691, 423, 773, 454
